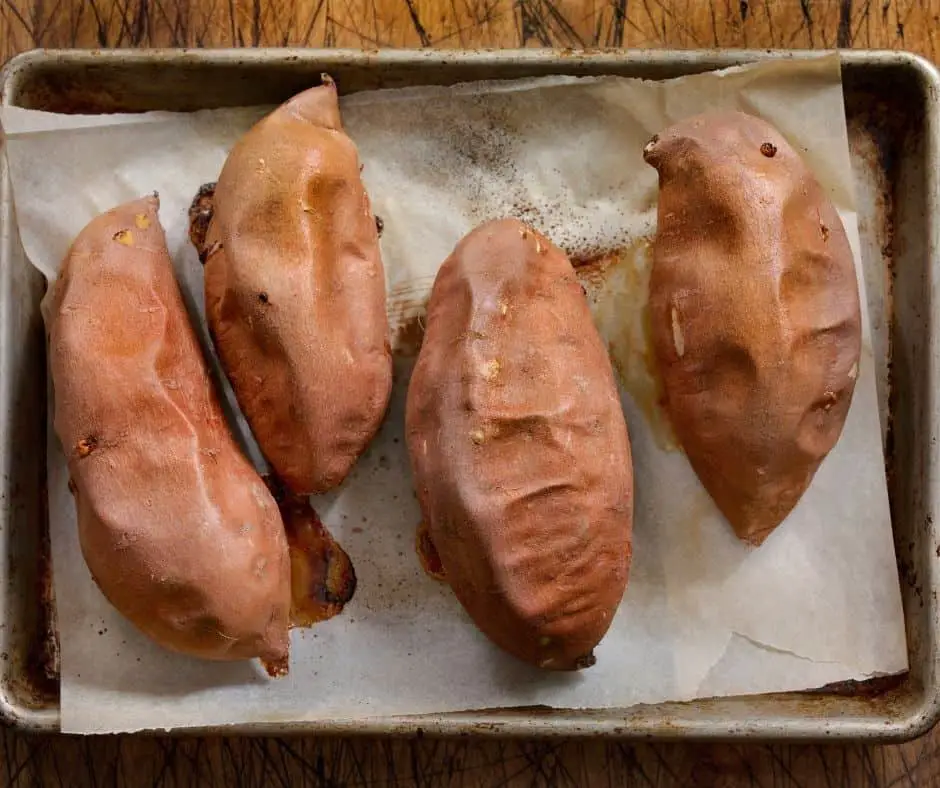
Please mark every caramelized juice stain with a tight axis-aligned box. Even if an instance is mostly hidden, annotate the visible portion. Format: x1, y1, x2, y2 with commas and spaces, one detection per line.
392, 308, 427, 357
276, 494, 357, 627
681, 490, 720, 570
573, 239, 677, 451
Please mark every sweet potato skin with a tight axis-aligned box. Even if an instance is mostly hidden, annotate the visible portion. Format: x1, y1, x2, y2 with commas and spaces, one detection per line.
200, 78, 392, 495
406, 219, 633, 670
644, 111, 862, 545
49, 195, 291, 663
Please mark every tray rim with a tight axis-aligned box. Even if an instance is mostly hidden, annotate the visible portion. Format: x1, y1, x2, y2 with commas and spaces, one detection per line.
1, 46, 938, 741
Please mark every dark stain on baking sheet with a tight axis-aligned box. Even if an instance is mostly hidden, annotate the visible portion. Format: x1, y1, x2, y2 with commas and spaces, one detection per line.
844, 79, 923, 655
31, 478, 59, 693
14, 368, 60, 709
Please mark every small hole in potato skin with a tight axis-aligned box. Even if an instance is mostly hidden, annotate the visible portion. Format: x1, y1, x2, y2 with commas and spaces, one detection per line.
817, 391, 839, 412
76, 436, 98, 458
258, 292, 270, 304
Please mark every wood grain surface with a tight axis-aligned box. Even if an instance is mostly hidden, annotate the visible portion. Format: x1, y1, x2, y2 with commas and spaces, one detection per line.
1, 0, 938, 786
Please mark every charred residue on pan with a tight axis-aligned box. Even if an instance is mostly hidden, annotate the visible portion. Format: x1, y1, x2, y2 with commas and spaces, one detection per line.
28, 464, 60, 703
17, 375, 60, 708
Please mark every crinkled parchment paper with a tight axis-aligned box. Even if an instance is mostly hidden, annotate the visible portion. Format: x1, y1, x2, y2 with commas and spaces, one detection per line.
0, 54, 907, 733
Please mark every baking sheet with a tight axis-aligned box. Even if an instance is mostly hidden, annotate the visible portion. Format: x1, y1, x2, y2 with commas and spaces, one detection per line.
0, 54, 908, 734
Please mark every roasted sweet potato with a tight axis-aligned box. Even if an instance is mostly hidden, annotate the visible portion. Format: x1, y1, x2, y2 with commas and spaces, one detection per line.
406, 219, 633, 670
191, 76, 392, 495
643, 111, 862, 545
49, 195, 291, 665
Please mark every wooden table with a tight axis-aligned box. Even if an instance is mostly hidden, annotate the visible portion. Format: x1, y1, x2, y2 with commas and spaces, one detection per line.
1, 1, 938, 785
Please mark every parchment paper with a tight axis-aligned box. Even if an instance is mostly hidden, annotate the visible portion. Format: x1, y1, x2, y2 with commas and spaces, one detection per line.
0, 54, 908, 734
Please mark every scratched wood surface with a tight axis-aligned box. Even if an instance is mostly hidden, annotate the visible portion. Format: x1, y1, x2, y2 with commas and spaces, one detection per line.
1, 0, 939, 786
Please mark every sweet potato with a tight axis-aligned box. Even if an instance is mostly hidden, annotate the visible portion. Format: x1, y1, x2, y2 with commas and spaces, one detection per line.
49, 195, 291, 665
406, 219, 633, 670
643, 111, 862, 545
190, 76, 392, 495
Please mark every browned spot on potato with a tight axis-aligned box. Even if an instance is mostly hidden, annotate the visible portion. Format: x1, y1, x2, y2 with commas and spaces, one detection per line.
821, 222, 831, 241
274, 490, 357, 628
760, 142, 778, 158
187, 182, 217, 262
481, 359, 501, 381
375, 215, 384, 236
112, 230, 133, 246
670, 306, 685, 358
416, 520, 446, 582
67, 477, 77, 495
258, 291, 270, 305
76, 436, 98, 458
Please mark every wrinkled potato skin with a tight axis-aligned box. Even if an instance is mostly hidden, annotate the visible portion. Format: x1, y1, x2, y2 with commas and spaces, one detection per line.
203, 78, 392, 495
49, 196, 291, 663
406, 219, 633, 670
644, 111, 862, 545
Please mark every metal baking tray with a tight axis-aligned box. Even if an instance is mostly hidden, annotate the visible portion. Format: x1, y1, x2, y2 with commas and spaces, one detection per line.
0, 48, 937, 740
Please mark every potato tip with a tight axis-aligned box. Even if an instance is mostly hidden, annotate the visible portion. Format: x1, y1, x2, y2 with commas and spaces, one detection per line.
642, 134, 660, 165
573, 652, 597, 670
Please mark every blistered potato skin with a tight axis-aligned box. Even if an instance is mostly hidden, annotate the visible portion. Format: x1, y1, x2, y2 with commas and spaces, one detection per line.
406, 219, 633, 670
644, 111, 862, 545
49, 196, 291, 663
203, 78, 392, 495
